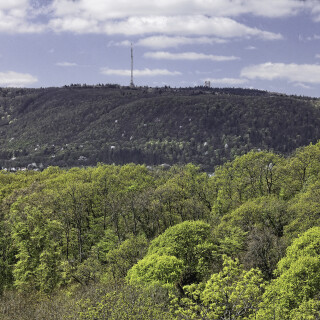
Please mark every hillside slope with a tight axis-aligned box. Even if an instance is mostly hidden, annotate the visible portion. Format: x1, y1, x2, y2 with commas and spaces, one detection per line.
0, 85, 319, 170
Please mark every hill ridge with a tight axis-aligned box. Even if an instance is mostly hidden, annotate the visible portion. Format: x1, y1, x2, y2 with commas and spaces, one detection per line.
0, 85, 319, 170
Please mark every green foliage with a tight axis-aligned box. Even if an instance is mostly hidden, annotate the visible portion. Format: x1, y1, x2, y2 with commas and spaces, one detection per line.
128, 220, 219, 287
0, 139, 319, 318
76, 283, 174, 320
281, 142, 320, 198
127, 254, 184, 286
257, 227, 320, 319
106, 235, 148, 280
93, 229, 118, 263
201, 256, 265, 320
212, 151, 284, 215
11, 205, 64, 292
218, 195, 289, 238
171, 256, 265, 320
215, 196, 288, 279
285, 179, 320, 239
276, 227, 320, 275
148, 220, 213, 262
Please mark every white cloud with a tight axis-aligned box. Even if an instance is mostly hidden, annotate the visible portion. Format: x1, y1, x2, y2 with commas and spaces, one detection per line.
108, 40, 131, 47
80, 16, 282, 40
294, 82, 312, 89
0, 0, 29, 11
48, 17, 100, 34
236, 0, 304, 18
305, 0, 320, 21
0, 0, 318, 36
0, 0, 298, 37
49, 0, 306, 19
56, 62, 77, 67
315, 54, 320, 59
0, 71, 38, 87
101, 68, 181, 77
246, 45, 257, 50
304, 34, 320, 41
144, 51, 239, 62
0, 0, 45, 33
241, 62, 320, 84
204, 77, 248, 86
136, 36, 227, 49
46, 1, 284, 40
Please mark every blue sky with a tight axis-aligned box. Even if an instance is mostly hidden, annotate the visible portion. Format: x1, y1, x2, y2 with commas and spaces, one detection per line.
0, 0, 320, 96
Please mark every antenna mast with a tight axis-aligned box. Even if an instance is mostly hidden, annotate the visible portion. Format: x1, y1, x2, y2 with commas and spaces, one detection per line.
130, 43, 134, 87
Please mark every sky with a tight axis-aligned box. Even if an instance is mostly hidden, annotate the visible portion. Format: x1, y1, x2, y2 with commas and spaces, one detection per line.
0, 0, 320, 97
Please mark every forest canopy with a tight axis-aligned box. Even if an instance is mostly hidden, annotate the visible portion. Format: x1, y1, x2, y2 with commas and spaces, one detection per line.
0, 141, 320, 319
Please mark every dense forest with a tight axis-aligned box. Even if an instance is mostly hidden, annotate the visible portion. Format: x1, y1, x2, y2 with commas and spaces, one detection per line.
1, 85, 320, 170
0, 141, 320, 319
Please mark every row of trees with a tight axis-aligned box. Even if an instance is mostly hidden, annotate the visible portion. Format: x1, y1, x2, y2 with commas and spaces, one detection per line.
0, 141, 320, 318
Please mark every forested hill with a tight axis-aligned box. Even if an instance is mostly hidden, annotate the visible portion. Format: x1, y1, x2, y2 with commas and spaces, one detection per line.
0, 85, 320, 170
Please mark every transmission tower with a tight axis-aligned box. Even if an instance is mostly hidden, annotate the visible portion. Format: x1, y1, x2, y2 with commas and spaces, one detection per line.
130, 43, 135, 87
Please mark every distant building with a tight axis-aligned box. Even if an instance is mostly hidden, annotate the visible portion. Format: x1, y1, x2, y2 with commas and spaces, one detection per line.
204, 81, 211, 88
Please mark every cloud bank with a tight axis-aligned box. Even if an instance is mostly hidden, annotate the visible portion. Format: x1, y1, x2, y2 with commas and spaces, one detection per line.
0, 71, 38, 87
241, 62, 320, 84
48, 15, 283, 40
56, 62, 77, 67
48, 0, 305, 19
101, 68, 182, 77
144, 51, 240, 62
136, 36, 227, 49
3, 0, 318, 36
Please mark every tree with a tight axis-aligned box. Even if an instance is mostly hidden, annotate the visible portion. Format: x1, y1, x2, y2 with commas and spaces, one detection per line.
212, 151, 284, 216
171, 256, 265, 320
107, 235, 148, 280
281, 142, 320, 198
127, 254, 184, 286
127, 221, 219, 289
216, 196, 288, 279
11, 205, 64, 292
285, 180, 320, 240
201, 256, 265, 320
257, 227, 320, 319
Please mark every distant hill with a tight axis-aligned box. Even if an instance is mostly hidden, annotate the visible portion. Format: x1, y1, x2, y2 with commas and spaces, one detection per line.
0, 85, 319, 170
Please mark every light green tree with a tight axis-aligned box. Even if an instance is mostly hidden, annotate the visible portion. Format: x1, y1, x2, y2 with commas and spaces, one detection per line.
256, 227, 320, 319
127, 254, 184, 286
171, 256, 265, 320
12, 205, 64, 292
201, 256, 265, 320
285, 179, 320, 240
212, 150, 284, 216
127, 221, 219, 290
107, 235, 148, 280
281, 142, 320, 198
